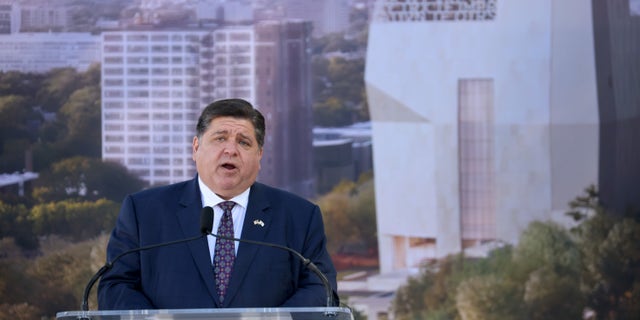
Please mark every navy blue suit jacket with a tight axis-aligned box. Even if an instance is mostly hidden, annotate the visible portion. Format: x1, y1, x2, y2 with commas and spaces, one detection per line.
97, 177, 338, 309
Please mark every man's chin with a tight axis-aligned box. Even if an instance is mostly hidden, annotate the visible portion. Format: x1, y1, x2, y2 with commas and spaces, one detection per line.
212, 181, 241, 198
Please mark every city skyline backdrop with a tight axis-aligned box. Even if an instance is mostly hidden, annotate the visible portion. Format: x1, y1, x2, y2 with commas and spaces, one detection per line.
0, 1, 639, 319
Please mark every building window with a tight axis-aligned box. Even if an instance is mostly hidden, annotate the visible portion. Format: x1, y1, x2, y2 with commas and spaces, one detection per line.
128, 90, 149, 98
129, 101, 148, 109
128, 57, 148, 64
127, 34, 148, 41
154, 169, 171, 176
458, 78, 496, 243
103, 45, 123, 53
105, 124, 123, 131
105, 135, 124, 142
104, 57, 123, 64
151, 45, 169, 53
127, 45, 148, 53
151, 79, 169, 86
376, 0, 497, 22
104, 79, 123, 86
104, 90, 123, 98
127, 79, 149, 86
104, 68, 124, 75
151, 34, 169, 41
104, 34, 123, 41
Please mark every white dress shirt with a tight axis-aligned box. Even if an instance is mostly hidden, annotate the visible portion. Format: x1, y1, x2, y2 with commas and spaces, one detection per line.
198, 176, 250, 264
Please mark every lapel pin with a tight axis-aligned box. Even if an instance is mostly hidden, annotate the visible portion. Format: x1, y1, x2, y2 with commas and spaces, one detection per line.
253, 219, 265, 227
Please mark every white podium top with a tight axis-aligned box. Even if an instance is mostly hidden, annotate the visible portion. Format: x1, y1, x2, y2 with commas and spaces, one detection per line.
56, 307, 354, 320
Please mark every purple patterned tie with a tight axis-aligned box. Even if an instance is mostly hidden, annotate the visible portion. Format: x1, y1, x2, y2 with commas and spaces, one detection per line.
214, 201, 236, 303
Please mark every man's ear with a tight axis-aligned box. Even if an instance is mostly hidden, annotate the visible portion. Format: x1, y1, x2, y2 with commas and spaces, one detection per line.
192, 136, 199, 159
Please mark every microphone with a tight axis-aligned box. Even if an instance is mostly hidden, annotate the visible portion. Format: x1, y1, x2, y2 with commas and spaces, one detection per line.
200, 206, 337, 309
80, 207, 212, 311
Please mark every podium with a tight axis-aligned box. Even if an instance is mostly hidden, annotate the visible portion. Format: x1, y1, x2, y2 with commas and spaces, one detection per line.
56, 307, 354, 320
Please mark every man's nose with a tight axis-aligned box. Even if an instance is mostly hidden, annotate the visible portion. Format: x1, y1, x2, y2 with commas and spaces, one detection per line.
222, 140, 239, 154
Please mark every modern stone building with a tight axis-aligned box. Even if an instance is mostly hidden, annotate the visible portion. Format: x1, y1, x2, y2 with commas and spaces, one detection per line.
365, 0, 599, 284
592, 0, 640, 214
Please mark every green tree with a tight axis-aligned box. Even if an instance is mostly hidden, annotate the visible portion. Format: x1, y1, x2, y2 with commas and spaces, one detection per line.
512, 221, 583, 319
394, 220, 585, 320
310, 32, 360, 55
394, 253, 515, 320
0, 238, 39, 317
0, 95, 40, 171
0, 302, 41, 320
29, 199, 120, 241
316, 175, 377, 254
522, 266, 584, 319
0, 234, 108, 318
578, 215, 640, 319
313, 96, 355, 127
456, 275, 523, 320
312, 57, 368, 127
35, 68, 83, 113
30, 65, 101, 168
33, 156, 145, 203
311, 28, 369, 127
512, 221, 580, 280
0, 202, 37, 249
26, 239, 93, 317
10, 235, 108, 318
393, 268, 434, 319
568, 186, 640, 319
56, 85, 102, 158
0, 65, 102, 172
348, 177, 377, 248
0, 71, 44, 97
316, 189, 351, 253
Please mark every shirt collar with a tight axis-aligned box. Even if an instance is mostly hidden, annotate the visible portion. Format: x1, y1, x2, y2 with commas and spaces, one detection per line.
198, 176, 250, 210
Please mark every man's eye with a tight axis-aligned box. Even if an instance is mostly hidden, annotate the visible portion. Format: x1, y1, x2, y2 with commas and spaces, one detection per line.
215, 137, 225, 142
239, 140, 251, 146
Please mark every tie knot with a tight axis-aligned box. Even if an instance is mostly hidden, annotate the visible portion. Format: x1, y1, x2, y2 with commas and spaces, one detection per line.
218, 201, 236, 213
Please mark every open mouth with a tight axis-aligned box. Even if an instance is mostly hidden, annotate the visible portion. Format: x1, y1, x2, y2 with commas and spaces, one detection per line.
221, 163, 237, 170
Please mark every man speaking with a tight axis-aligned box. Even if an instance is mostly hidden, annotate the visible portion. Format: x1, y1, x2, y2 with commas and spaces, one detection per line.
98, 98, 338, 309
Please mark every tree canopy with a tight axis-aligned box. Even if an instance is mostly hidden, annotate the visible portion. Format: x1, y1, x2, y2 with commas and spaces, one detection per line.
393, 186, 640, 320
33, 156, 145, 203
0, 65, 103, 173
316, 173, 377, 255
311, 32, 369, 127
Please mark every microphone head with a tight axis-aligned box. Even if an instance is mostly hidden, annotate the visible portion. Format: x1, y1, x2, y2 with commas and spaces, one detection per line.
200, 206, 214, 234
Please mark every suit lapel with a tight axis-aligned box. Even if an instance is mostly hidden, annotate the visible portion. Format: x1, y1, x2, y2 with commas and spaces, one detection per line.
175, 177, 220, 306
223, 183, 272, 306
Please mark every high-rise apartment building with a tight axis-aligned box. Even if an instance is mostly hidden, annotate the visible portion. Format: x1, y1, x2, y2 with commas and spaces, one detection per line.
0, 32, 100, 72
208, 26, 256, 108
101, 30, 209, 186
101, 21, 315, 197
19, 2, 70, 32
281, 0, 350, 36
0, 2, 20, 34
254, 20, 315, 198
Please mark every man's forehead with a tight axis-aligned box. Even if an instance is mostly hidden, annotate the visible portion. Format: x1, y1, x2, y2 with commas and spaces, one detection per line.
208, 118, 255, 135
211, 117, 253, 127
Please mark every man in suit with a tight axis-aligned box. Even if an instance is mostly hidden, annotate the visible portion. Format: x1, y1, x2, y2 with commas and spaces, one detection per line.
98, 98, 338, 309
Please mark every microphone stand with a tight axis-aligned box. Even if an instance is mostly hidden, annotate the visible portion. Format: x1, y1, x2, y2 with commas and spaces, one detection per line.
81, 234, 205, 311
205, 232, 337, 310
82, 206, 338, 314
